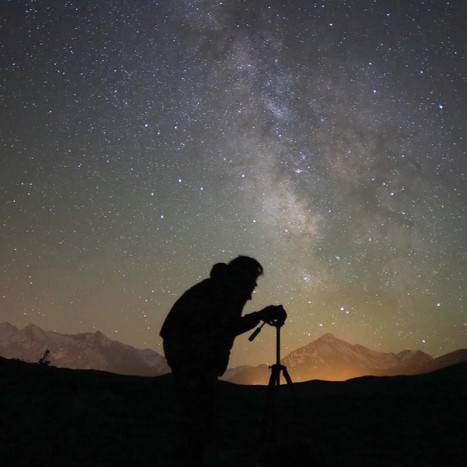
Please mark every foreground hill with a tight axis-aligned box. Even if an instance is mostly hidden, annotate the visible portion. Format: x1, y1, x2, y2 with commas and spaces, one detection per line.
0, 357, 466, 466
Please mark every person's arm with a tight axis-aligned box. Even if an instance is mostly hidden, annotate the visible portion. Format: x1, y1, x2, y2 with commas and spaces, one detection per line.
235, 312, 262, 335
235, 305, 287, 335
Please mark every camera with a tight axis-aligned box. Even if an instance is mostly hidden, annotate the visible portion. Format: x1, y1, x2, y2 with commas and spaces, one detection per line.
263, 305, 287, 327
249, 305, 287, 342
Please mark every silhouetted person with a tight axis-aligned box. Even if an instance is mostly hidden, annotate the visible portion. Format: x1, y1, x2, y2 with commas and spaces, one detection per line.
160, 256, 286, 466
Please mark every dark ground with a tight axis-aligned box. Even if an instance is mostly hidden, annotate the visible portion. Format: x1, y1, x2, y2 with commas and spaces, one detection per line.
0, 357, 465, 466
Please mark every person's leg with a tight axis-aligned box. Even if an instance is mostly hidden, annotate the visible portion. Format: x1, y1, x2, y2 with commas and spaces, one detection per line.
169, 369, 218, 466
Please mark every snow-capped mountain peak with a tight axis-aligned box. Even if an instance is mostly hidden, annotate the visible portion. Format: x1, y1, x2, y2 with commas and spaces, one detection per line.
0, 322, 170, 377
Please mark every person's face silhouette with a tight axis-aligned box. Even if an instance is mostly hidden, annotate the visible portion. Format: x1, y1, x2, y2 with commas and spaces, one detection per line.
237, 275, 258, 302
242, 281, 257, 301
228, 267, 260, 303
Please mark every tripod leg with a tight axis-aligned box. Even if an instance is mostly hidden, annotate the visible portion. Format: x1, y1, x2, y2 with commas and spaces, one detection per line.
268, 364, 282, 387
282, 367, 293, 386
274, 367, 281, 386
267, 366, 276, 387
262, 365, 282, 439
280, 367, 300, 406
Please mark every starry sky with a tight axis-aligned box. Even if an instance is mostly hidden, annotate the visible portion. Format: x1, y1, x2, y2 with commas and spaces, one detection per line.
1, 0, 465, 367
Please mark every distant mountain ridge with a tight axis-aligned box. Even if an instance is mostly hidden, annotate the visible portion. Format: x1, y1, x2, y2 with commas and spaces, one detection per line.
0, 322, 170, 377
285, 333, 433, 380
1, 322, 465, 382
222, 333, 467, 384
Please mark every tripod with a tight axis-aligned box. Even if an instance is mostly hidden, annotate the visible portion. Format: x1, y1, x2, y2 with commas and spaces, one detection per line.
252, 321, 317, 466
266, 323, 293, 388
260, 323, 295, 443
248, 317, 293, 388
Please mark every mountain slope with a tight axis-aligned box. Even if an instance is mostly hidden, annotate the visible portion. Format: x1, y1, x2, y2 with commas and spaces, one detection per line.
282, 333, 433, 381
422, 348, 467, 374
0, 322, 170, 376
223, 333, 437, 384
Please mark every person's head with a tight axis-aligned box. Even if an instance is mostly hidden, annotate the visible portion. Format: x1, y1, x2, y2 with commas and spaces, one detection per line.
227, 256, 263, 301
228, 256, 263, 279
210, 256, 263, 301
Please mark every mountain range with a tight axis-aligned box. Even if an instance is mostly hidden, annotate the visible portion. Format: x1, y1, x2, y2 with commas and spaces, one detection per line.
222, 333, 466, 384
0, 322, 170, 377
1, 322, 465, 382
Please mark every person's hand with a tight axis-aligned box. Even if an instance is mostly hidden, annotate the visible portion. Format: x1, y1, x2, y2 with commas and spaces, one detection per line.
258, 305, 287, 326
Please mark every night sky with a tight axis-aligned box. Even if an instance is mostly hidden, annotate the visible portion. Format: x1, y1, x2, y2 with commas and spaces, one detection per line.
1, 1, 465, 367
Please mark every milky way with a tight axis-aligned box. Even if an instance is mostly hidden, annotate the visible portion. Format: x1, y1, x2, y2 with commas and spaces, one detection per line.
1, 1, 465, 366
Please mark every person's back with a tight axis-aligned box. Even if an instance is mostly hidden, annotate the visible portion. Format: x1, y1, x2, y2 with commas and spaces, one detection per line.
160, 261, 251, 378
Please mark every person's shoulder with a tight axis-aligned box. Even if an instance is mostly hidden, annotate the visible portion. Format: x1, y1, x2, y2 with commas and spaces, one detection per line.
188, 278, 211, 291
188, 277, 230, 302
178, 278, 213, 299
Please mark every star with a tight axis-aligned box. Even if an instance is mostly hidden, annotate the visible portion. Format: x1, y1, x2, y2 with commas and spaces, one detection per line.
0, 0, 465, 366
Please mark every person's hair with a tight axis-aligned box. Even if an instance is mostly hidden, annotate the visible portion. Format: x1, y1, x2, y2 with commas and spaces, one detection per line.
210, 262, 229, 279
228, 256, 264, 278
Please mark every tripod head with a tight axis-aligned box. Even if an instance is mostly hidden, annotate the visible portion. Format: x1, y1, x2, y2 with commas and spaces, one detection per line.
266, 314, 286, 328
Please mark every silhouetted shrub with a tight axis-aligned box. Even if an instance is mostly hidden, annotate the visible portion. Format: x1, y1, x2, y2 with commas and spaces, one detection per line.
38, 349, 51, 366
